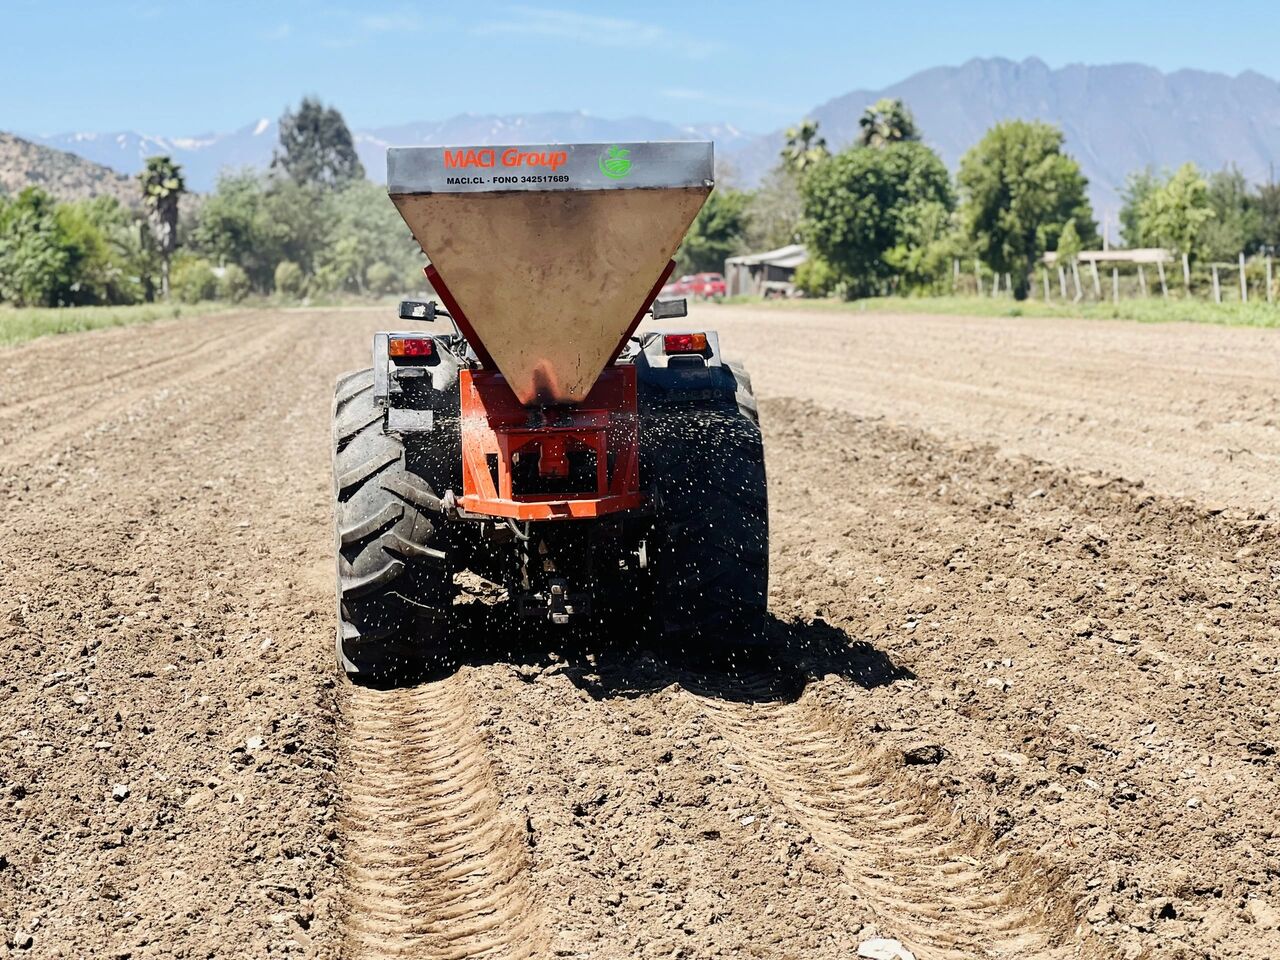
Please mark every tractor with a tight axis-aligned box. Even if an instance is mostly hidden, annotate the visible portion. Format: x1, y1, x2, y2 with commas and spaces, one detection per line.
332, 141, 767, 674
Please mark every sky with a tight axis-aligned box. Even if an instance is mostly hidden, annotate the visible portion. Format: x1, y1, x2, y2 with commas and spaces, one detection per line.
3, 0, 1276, 136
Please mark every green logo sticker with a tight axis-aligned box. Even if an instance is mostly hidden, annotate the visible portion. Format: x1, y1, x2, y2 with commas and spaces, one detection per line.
599, 145, 632, 179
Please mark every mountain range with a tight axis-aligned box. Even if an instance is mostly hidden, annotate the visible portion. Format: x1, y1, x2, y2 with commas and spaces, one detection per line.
13, 58, 1280, 215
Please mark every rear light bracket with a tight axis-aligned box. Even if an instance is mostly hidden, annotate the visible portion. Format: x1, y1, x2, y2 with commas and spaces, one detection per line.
372, 331, 452, 407
634, 329, 738, 400
637, 330, 722, 370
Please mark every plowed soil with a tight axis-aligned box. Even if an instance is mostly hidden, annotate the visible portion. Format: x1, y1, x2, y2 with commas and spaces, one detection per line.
1, 305, 1277, 960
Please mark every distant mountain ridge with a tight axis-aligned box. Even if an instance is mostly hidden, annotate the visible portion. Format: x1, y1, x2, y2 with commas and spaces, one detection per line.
15, 58, 1280, 214
729, 57, 1280, 212
29, 118, 280, 197
0, 132, 136, 206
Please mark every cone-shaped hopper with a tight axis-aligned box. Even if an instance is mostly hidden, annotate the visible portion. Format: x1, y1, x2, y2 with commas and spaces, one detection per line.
388, 142, 713, 405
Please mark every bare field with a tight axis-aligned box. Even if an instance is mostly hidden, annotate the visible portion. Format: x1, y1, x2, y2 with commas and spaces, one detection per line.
0, 304, 1277, 959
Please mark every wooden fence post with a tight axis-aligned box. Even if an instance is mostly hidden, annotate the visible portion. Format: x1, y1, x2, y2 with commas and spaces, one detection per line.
1071, 261, 1083, 302
1239, 252, 1248, 303
1043, 268, 1051, 301
1156, 259, 1168, 299
1138, 265, 1147, 297
1212, 265, 1221, 303
974, 259, 983, 297
1182, 252, 1191, 294
953, 258, 961, 293
1058, 265, 1068, 299
1112, 267, 1119, 303
1005, 273, 1012, 297
1268, 256, 1274, 304
1089, 259, 1101, 298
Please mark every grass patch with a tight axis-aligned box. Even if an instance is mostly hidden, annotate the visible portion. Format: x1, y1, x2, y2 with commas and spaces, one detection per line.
716, 295, 1280, 328
0, 302, 234, 348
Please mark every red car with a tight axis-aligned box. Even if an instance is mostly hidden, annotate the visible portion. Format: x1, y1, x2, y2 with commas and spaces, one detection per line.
688, 272, 726, 298
661, 272, 726, 300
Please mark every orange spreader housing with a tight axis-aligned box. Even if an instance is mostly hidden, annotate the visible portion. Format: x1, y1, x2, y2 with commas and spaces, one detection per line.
459, 367, 645, 521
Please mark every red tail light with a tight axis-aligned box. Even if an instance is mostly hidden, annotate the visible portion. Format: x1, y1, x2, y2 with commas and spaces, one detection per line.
662, 333, 708, 354
389, 336, 434, 358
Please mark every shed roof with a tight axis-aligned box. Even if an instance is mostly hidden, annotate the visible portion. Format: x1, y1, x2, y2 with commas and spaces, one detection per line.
725, 243, 808, 269
1044, 248, 1173, 264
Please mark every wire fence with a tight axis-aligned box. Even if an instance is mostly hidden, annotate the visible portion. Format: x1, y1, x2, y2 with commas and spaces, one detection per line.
953, 253, 1279, 305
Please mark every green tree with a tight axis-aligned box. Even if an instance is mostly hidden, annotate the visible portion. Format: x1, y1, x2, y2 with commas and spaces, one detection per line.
55, 196, 148, 305
1199, 166, 1260, 261
366, 262, 399, 296
273, 96, 365, 189
274, 260, 306, 298
139, 156, 186, 300
1254, 180, 1280, 252
675, 188, 750, 274
192, 172, 273, 288
219, 263, 251, 302
781, 119, 828, 174
260, 178, 332, 274
171, 255, 218, 303
53, 201, 115, 305
1119, 168, 1159, 247
314, 179, 420, 294
884, 199, 959, 294
958, 121, 1095, 299
191, 171, 329, 291
1135, 163, 1214, 259
792, 255, 839, 297
1056, 218, 1083, 263
801, 141, 952, 297
0, 188, 75, 306
857, 98, 920, 148
744, 167, 803, 251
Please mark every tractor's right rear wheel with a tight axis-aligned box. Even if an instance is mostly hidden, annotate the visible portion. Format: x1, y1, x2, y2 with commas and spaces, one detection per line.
332, 369, 455, 678
643, 369, 769, 647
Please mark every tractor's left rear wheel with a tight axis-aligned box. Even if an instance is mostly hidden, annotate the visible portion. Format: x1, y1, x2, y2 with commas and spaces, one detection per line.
332, 369, 456, 678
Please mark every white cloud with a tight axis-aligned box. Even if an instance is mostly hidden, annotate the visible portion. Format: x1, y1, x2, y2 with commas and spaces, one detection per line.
474, 6, 720, 59
261, 22, 292, 41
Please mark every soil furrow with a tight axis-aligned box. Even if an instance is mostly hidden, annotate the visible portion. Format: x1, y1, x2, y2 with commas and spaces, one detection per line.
0, 310, 257, 416
0, 316, 298, 467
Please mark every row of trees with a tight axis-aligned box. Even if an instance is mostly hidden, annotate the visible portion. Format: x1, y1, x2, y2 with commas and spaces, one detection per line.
0, 98, 422, 308
680, 99, 1280, 301
1119, 164, 1280, 261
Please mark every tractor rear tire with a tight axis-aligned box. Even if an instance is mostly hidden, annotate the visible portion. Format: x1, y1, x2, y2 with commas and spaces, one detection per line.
644, 368, 769, 646
332, 369, 455, 677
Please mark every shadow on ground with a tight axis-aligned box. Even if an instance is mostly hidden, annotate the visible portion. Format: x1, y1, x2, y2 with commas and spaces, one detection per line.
351, 606, 912, 706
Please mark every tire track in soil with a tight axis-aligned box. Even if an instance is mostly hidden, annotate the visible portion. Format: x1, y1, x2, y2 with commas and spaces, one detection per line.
340, 674, 546, 960
691, 679, 1097, 960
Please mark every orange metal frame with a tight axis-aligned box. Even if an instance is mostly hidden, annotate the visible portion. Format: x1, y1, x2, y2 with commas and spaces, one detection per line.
459, 367, 644, 520
427, 260, 676, 522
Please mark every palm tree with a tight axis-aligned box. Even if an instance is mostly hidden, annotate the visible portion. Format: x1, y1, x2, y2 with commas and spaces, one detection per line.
139, 156, 185, 300
857, 98, 920, 148
781, 118, 828, 173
